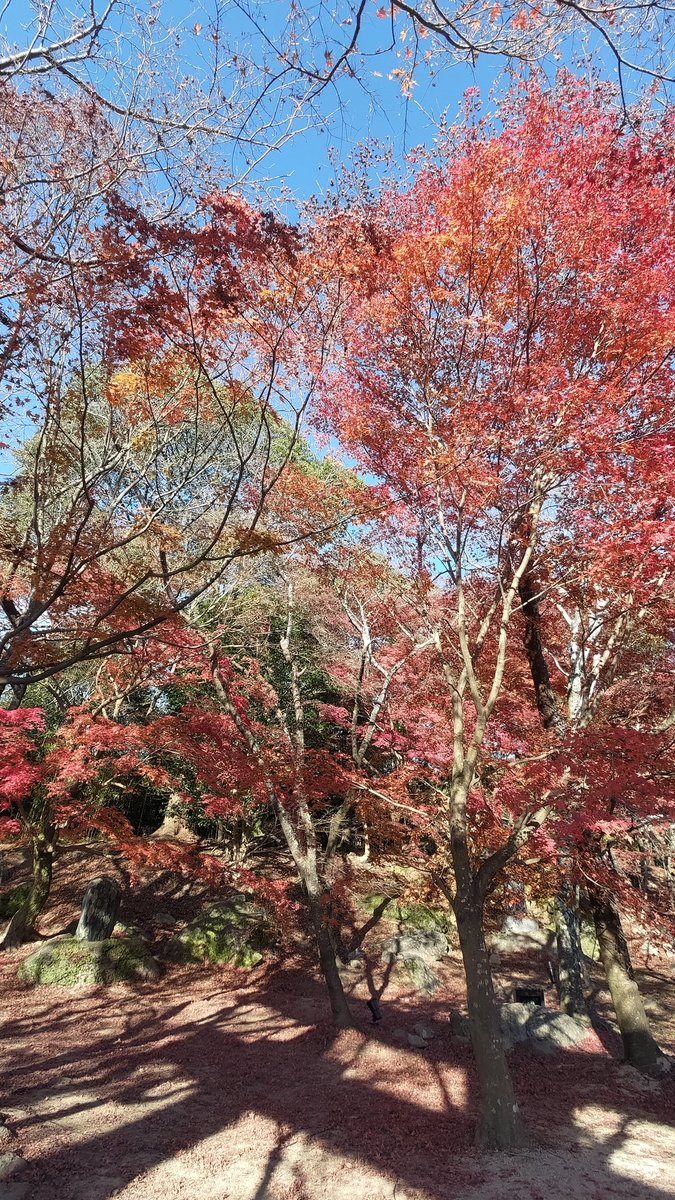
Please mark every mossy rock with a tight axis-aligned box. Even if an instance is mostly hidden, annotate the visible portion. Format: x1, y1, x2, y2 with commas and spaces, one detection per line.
362, 894, 454, 933
165, 897, 273, 967
389, 956, 441, 995
18, 935, 161, 986
0, 884, 31, 920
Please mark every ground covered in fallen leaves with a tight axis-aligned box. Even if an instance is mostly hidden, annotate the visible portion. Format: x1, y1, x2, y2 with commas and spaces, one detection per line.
1, 846, 674, 1200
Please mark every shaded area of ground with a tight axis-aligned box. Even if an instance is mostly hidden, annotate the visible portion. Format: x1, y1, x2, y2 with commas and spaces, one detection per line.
1, 844, 674, 1199
2, 956, 674, 1199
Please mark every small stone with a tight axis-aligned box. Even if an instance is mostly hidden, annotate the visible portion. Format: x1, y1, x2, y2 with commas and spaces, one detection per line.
0, 1126, 12, 1142
407, 1033, 428, 1048
413, 1022, 436, 1040
617, 1064, 662, 1092
153, 911, 176, 928
450, 1010, 471, 1040
489, 951, 501, 967
0, 1153, 26, 1181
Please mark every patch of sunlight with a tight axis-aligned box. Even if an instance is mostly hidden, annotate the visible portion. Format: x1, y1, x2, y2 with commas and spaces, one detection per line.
24, 1079, 197, 1146
573, 1103, 675, 1193
339, 1053, 468, 1115
207, 1116, 432, 1200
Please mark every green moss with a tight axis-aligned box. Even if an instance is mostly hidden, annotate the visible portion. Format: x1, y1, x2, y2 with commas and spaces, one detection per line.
400, 957, 440, 994
165, 899, 273, 967
18, 935, 161, 986
362, 894, 454, 933
0, 883, 31, 919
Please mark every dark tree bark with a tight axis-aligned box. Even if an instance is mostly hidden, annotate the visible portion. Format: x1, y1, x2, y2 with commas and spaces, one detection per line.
587, 885, 669, 1074
451, 832, 528, 1151
306, 884, 355, 1029
518, 569, 567, 738
556, 886, 589, 1019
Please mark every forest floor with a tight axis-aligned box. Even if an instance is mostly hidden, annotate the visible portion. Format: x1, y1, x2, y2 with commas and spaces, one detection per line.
1, 844, 674, 1200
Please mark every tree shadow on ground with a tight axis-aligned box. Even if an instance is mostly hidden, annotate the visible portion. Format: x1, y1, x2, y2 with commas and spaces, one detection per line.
3, 958, 675, 1200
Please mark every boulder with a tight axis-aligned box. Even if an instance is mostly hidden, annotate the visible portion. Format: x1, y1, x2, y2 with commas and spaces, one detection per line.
490, 915, 551, 952
153, 911, 177, 928
0, 1153, 27, 1181
500, 1002, 537, 1051
414, 1022, 437, 1040
504, 915, 543, 937
391, 957, 440, 994
382, 928, 448, 964
525, 1008, 592, 1055
498, 1000, 591, 1055
165, 897, 273, 967
363, 894, 454, 933
18, 935, 160, 986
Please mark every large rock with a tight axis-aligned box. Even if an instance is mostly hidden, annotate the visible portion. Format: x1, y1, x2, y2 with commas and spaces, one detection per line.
0, 1153, 27, 1181
394, 957, 441, 994
498, 1001, 591, 1055
18, 935, 160, 986
382, 928, 448, 964
382, 927, 446, 994
165, 897, 273, 967
490, 915, 551, 952
75, 876, 121, 942
500, 1001, 537, 1051
525, 1007, 591, 1055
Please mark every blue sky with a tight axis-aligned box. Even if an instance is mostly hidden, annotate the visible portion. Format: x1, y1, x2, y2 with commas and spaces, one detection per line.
3, 0, 666, 205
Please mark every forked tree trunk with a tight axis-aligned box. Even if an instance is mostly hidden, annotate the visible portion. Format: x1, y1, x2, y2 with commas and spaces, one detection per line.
556, 887, 589, 1019
587, 885, 669, 1074
452, 836, 527, 1151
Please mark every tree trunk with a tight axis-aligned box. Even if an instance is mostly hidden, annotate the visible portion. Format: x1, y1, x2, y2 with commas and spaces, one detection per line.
454, 901, 527, 1150
451, 828, 527, 1150
587, 885, 669, 1074
26, 814, 55, 929
556, 887, 589, 1019
0, 807, 55, 950
306, 886, 355, 1029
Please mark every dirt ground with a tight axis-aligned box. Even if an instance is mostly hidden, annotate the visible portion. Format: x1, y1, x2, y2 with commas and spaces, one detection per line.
1, 846, 674, 1200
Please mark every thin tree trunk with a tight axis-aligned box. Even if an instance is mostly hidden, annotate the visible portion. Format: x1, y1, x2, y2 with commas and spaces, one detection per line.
306, 883, 355, 1029
452, 836, 527, 1150
0, 805, 55, 950
587, 885, 669, 1074
556, 886, 589, 1019
26, 817, 55, 928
